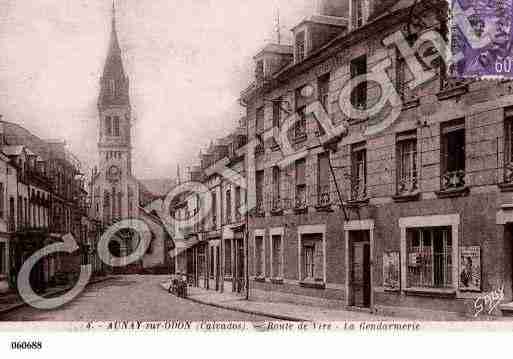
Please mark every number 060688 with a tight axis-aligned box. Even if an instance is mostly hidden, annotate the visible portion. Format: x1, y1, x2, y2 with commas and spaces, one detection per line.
11, 341, 42, 350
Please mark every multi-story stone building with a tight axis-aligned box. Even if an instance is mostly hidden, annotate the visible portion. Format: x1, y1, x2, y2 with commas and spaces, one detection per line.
0, 119, 93, 292
174, 119, 248, 294
237, 0, 513, 318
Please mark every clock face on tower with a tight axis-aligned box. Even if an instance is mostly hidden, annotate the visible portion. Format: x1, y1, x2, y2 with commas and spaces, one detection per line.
107, 165, 121, 183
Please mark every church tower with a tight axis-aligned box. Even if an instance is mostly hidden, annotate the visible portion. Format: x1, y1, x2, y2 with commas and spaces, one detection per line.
92, 3, 139, 225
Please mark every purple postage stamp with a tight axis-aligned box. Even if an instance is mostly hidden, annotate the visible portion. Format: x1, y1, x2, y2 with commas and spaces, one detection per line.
451, 0, 513, 78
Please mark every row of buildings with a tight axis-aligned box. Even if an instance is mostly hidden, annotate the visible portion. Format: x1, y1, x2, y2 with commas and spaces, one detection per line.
0, 119, 105, 294
172, 0, 513, 318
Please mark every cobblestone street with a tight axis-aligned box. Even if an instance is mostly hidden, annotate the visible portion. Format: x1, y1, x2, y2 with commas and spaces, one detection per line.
0, 276, 270, 322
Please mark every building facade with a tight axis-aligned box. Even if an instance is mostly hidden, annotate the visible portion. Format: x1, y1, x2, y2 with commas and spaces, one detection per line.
236, 0, 513, 318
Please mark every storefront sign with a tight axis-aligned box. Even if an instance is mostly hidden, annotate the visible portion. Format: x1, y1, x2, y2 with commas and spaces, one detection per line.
459, 246, 481, 292
383, 252, 400, 291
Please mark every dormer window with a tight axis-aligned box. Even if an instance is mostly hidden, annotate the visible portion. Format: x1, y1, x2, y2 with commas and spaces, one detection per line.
295, 31, 306, 63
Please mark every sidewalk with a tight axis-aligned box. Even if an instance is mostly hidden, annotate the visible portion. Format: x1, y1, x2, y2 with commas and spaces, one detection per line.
160, 281, 399, 321
0, 275, 113, 316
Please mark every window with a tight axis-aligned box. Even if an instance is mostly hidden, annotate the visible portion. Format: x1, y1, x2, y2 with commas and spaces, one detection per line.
225, 239, 232, 277
351, 142, 367, 201
352, 0, 366, 29
295, 159, 306, 209
254, 235, 264, 277
318, 73, 330, 110
103, 192, 111, 223
504, 111, 513, 182
441, 119, 466, 190
271, 235, 282, 278
407, 227, 452, 289
105, 116, 112, 136
396, 48, 407, 99
396, 131, 418, 194
255, 170, 264, 215
113, 116, 120, 137
235, 186, 241, 222
295, 31, 306, 62
0, 242, 5, 275
350, 55, 367, 110
256, 106, 265, 134
225, 189, 232, 224
256, 59, 264, 80
272, 98, 282, 129
304, 246, 315, 279
109, 79, 116, 96
301, 233, 323, 282
318, 153, 330, 206
211, 191, 217, 228
0, 183, 4, 219
272, 166, 281, 211
294, 107, 307, 141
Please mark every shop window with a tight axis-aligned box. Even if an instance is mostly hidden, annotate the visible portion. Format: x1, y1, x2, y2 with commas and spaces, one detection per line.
301, 234, 324, 282
407, 227, 452, 289
271, 235, 282, 278
0, 242, 5, 275
225, 239, 232, 277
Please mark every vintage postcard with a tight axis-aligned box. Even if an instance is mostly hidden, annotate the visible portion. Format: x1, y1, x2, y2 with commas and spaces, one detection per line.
0, 0, 511, 357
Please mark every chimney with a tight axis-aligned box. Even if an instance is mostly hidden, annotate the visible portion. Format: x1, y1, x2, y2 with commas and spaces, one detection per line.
317, 0, 349, 18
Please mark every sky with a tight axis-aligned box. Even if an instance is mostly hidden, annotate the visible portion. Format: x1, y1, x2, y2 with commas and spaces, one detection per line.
0, 0, 315, 180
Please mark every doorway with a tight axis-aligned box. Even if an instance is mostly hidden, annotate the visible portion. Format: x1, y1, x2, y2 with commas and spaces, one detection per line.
349, 230, 371, 308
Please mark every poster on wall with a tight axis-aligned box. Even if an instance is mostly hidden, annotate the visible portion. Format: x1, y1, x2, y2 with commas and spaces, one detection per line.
459, 246, 481, 292
383, 252, 400, 291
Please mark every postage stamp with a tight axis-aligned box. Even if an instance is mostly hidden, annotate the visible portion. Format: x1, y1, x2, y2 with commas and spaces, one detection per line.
451, 0, 513, 78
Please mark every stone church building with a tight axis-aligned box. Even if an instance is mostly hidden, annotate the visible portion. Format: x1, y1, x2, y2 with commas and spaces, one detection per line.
89, 6, 173, 273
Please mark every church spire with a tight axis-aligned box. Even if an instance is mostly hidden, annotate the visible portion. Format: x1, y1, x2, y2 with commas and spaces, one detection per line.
99, 1, 129, 110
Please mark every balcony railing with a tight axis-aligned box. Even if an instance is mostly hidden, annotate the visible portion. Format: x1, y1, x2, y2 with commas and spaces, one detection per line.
295, 188, 307, 210
271, 197, 283, 214
350, 178, 367, 202
440, 170, 466, 191
254, 199, 265, 217
397, 176, 418, 195
505, 162, 513, 183
317, 187, 331, 207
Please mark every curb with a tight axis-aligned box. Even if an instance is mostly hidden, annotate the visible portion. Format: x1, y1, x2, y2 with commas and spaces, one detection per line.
0, 276, 114, 317
159, 283, 303, 322
184, 295, 304, 322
